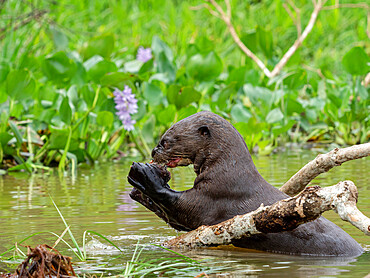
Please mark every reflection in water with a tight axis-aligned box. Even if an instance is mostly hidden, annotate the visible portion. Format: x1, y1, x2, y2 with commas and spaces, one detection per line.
116, 190, 138, 211
0, 149, 369, 277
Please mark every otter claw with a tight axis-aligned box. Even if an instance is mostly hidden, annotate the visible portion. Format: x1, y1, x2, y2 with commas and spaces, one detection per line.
127, 176, 146, 192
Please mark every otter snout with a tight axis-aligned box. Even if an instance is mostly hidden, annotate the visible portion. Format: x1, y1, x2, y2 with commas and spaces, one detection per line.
151, 146, 159, 158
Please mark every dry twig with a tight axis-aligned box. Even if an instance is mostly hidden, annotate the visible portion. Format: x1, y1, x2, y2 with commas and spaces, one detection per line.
203, 0, 327, 78
280, 143, 370, 196
202, 0, 368, 78
164, 181, 369, 248
0, 9, 47, 40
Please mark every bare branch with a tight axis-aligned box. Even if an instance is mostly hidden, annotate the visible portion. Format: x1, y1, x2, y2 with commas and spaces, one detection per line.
280, 143, 370, 196
164, 181, 370, 248
224, 0, 231, 19
302, 64, 325, 78
322, 3, 370, 40
283, 0, 302, 36
190, 3, 221, 19
322, 3, 369, 10
363, 72, 370, 87
0, 9, 47, 40
205, 0, 272, 77
270, 1, 324, 77
202, 0, 367, 79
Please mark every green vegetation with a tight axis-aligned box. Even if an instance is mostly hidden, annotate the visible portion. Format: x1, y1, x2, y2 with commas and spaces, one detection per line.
0, 0, 369, 173
0, 199, 228, 277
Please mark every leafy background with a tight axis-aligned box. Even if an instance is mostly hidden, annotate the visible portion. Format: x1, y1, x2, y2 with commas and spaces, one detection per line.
0, 0, 369, 173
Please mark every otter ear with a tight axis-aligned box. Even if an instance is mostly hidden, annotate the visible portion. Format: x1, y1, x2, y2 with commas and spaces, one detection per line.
198, 126, 210, 137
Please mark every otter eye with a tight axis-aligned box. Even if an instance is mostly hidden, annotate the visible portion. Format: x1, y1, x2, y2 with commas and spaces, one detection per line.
198, 126, 210, 137
160, 139, 168, 148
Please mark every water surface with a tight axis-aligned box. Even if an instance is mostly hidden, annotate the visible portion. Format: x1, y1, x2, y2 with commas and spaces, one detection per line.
0, 148, 369, 276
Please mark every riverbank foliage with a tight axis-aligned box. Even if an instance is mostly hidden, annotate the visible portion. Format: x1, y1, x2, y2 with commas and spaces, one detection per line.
0, 0, 369, 172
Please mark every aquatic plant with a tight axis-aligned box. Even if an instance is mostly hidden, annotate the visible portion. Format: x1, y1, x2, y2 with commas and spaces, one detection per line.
113, 86, 138, 131
136, 46, 153, 63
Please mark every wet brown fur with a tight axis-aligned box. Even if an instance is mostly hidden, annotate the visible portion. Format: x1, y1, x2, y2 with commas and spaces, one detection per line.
129, 111, 363, 256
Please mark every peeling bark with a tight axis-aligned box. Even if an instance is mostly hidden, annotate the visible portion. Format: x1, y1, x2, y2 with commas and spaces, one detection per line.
280, 143, 370, 196
164, 181, 370, 248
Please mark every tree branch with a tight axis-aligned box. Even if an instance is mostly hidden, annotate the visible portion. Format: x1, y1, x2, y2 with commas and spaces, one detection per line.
270, 0, 326, 77
322, 3, 370, 40
0, 9, 47, 40
280, 143, 370, 196
364, 72, 370, 87
205, 0, 272, 77
202, 0, 367, 78
283, 0, 302, 37
164, 181, 369, 248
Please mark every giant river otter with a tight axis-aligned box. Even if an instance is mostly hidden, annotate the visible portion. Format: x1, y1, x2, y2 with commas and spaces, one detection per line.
128, 111, 363, 256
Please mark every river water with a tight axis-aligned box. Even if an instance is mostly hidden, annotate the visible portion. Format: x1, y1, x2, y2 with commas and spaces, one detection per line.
0, 148, 369, 277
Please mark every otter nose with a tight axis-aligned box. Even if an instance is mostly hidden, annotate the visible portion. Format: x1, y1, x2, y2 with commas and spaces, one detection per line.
151, 146, 158, 158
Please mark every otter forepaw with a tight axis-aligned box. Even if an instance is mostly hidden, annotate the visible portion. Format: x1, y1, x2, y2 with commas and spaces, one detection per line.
127, 162, 170, 196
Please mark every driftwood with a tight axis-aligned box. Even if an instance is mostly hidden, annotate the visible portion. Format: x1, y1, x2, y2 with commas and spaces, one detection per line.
280, 143, 370, 196
165, 181, 370, 248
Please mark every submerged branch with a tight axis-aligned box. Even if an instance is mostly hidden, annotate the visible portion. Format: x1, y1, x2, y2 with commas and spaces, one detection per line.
280, 143, 370, 196
164, 181, 370, 248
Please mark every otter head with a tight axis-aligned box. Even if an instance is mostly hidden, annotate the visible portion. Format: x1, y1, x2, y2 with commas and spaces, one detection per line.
151, 111, 249, 175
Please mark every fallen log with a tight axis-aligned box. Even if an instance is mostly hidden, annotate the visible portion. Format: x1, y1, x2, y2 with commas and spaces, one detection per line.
164, 180, 370, 248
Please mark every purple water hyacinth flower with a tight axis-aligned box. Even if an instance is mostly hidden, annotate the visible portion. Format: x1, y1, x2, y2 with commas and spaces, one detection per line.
113, 86, 138, 131
136, 46, 152, 63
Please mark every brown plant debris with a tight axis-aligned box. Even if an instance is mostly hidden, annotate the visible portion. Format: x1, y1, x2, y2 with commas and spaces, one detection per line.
1, 244, 76, 278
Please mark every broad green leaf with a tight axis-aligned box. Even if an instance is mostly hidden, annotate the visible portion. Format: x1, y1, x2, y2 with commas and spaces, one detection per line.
81, 34, 115, 60
0, 62, 9, 83
0, 132, 13, 147
124, 60, 144, 73
67, 85, 79, 108
177, 106, 198, 121
100, 72, 133, 87
59, 97, 72, 125
8, 162, 32, 172
257, 26, 273, 58
152, 36, 173, 62
286, 96, 304, 115
88, 60, 117, 82
42, 51, 77, 83
231, 104, 252, 122
143, 82, 162, 106
243, 84, 273, 116
49, 26, 69, 51
83, 55, 104, 71
241, 31, 258, 54
138, 59, 154, 74
70, 62, 87, 86
342, 47, 370, 75
215, 83, 236, 110
356, 79, 368, 99
0, 91, 7, 103
97, 111, 114, 128
186, 51, 222, 81
156, 52, 176, 82
271, 120, 295, 136
141, 115, 156, 144
167, 85, 201, 109
157, 104, 176, 125
265, 108, 284, 124
49, 129, 78, 151
284, 70, 307, 90
6, 69, 35, 100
